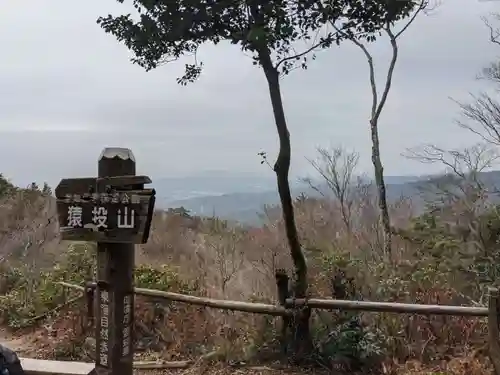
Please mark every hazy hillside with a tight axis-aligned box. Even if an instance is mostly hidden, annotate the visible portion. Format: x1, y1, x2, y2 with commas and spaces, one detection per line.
161, 181, 421, 224
158, 171, 500, 224
155, 171, 277, 203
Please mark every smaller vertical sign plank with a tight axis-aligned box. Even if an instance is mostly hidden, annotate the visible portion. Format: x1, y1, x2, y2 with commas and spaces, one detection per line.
122, 293, 133, 358
96, 281, 112, 370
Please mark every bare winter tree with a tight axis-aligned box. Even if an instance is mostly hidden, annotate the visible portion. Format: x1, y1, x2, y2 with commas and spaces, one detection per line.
406, 143, 498, 180
404, 143, 500, 233
328, 0, 429, 259
404, 143, 500, 327
456, 93, 500, 147
303, 146, 359, 232
456, 14, 500, 147
210, 229, 245, 294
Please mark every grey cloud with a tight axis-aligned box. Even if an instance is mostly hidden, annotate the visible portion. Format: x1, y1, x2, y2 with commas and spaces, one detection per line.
0, 0, 498, 187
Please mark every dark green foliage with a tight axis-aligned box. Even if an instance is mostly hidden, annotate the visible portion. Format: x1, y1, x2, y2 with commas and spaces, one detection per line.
0, 174, 15, 198
166, 206, 192, 218
0, 243, 196, 329
0, 175, 51, 200
98, 0, 420, 82
41, 182, 52, 196
311, 253, 385, 371
395, 204, 500, 301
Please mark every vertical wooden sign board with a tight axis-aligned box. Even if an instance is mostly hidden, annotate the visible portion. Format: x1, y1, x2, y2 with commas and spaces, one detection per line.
96, 148, 135, 375
55, 148, 156, 375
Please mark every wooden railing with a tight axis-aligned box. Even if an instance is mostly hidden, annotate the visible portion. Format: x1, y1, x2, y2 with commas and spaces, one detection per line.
58, 281, 489, 317
56, 281, 500, 375
21, 280, 500, 374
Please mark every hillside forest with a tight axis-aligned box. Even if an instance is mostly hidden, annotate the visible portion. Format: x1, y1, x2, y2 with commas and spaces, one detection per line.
1, 1, 500, 375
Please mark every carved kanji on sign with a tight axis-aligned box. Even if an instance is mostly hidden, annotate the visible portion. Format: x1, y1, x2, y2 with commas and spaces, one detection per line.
55, 176, 155, 244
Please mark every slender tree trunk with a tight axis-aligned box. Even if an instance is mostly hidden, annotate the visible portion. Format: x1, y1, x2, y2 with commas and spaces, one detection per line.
262, 64, 307, 298
369, 119, 392, 258
361, 28, 399, 260
339, 198, 352, 233
364, 6, 426, 260
260, 52, 312, 361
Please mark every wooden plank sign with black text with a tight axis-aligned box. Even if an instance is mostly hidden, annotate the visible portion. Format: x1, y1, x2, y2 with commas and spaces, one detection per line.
55, 176, 155, 244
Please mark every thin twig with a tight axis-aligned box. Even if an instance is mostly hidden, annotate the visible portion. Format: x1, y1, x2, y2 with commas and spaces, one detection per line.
25, 294, 84, 324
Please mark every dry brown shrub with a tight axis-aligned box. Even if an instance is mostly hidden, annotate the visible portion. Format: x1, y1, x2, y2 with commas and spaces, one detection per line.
136, 212, 284, 361
128, 191, 494, 370
0, 177, 495, 373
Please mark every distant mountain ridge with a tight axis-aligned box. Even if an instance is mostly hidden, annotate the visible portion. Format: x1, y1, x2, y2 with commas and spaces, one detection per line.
155, 171, 277, 203
154, 170, 500, 224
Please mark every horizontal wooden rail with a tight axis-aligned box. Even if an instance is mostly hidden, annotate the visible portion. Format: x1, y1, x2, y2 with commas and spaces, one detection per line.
35, 284, 500, 375
58, 281, 290, 316
286, 298, 488, 316
59, 281, 489, 317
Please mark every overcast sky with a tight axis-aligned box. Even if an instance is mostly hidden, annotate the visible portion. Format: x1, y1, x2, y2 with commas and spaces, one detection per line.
0, 0, 499, 189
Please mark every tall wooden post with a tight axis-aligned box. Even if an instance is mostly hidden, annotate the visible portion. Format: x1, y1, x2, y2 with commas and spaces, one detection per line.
95, 148, 136, 375
488, 287, 500, 375
55, 147, 155, 375
275, 269, 290, 355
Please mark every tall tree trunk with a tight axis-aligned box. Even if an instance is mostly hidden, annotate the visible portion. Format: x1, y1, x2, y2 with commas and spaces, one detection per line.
370, 119, 392, 258
362, 28, 399, 260
260, 52, 312, 361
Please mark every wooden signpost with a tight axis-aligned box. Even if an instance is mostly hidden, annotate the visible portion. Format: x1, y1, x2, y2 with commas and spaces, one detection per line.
55, 148, 155, 375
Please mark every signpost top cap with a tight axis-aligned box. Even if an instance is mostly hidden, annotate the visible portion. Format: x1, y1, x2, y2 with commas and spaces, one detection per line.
99, 148, 136, 162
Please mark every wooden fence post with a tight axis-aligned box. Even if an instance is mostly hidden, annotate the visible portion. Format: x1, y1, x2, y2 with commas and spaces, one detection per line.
488, 287, 500, 375
275, 269, 290, 354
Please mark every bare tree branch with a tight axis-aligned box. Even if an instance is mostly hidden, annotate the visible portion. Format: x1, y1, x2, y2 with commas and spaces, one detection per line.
373, 25, 397, 121
456, 14, 500, 145
328, 0, 428, 259
394, 0, 431, 39
454, 94, 500, 147
305, 146, 359, 231
404, 143, 499, 178
482, 13, 500, 47
404, 143, 499, 254
276, 40, 324, 70
404, 143, 499, 209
